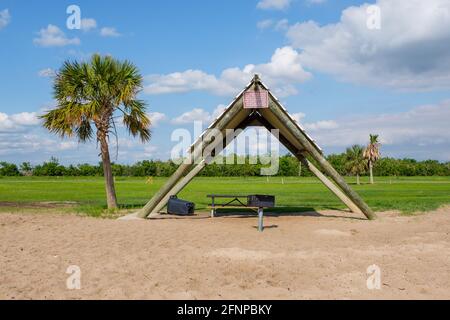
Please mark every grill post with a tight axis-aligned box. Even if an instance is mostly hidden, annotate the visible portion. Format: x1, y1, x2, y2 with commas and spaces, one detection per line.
258, 207, 264, 232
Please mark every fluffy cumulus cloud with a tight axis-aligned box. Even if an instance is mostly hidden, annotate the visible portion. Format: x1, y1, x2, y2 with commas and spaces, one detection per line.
0, 130, 90, 161
0, 111, 80, 158
100, 27, 121, 37
172, 108, 210, 124
257, 0, 292, 10
257, 19, 274, 30
145, 47, 311, 97
38, 68, 56, 78
291, 112, 306, 124
0, 8, 10, 30
80, 19, 122, 38
0, 112, 40, 132
300, 100, 450, 155
34, 24, 80, 47
286, 0, 450, 91
80, 18, 97, 32
147, 112, 167, 126
306, 0, 327, 5
171, 105, 226, 125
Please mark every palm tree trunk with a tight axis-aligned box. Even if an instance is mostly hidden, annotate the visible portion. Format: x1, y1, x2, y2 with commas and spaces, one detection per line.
99, 134, 118, 209
369, 160, 374, 184
356, 174, 360, 185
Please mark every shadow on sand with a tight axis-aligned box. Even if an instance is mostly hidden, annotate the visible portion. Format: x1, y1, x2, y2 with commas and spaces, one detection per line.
149, 206, 366, 221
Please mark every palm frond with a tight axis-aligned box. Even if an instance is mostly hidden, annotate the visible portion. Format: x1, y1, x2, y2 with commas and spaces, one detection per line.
364, 134, 381, 162
122, 99, 151, 142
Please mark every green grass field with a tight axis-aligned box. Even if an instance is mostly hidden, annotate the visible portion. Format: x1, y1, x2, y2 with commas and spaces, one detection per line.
0, 176, 449, 216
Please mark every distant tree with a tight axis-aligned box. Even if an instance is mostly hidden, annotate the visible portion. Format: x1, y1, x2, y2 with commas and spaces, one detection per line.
345, 145, 366, 185
33, 157, 66, 176
20, 162, 33, 176
327, 153, 347, 176
363, 134, 381, 184
278, 154, 299, 176
0, 162, 20, 176
40, 54, 151, 209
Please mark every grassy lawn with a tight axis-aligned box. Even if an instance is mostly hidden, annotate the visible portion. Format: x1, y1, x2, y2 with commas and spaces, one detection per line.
0, 176, 449, 216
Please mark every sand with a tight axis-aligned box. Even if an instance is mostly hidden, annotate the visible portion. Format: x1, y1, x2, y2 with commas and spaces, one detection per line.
1, 207, 450, 300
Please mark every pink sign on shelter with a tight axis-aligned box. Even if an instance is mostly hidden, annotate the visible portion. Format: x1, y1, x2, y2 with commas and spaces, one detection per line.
243, 90, 269, 109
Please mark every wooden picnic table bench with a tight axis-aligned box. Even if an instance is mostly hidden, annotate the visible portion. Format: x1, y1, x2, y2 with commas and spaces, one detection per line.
207, 194, 274, 232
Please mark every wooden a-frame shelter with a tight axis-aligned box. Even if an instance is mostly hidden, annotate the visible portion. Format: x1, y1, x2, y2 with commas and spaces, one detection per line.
136, 75, 376, 220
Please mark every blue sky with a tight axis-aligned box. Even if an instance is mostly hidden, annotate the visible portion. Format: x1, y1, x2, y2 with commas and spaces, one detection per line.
1, 0, 450, 164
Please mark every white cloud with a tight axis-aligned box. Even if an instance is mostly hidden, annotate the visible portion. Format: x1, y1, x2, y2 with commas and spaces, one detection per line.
257, 19, 273, 30
80, 18, 97, 32
259, 19, 289, 32
304, 120, 339, 131
275, 19, 289, 31
0, 132, 82, 158
34, 24, 80, 47
0, 112, 40, 132
58, 141, 78, 151
100, 27, 121, 37
306, 0, 327, 5
291, 112, 306, 124
145, 46, 312, 97
257, 0, 292, 10
0, 9, 10, 30
38, 68, 56, 78
10, 112, 40, 126
171, 105, 226, 125
171, 108, 212, 125
286, 0, 450, 91
143, 145, 158, 156
301, 100, 450, 150
211, 104, 227, 120
147, 112, 167, 126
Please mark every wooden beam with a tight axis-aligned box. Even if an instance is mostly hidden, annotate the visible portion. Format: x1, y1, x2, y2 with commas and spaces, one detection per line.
136, 162, 191, 218
136, 97, 245, 218
149, 112, 256, 216
150, 159, 207, 216
253, 113, 363, 214
297, 154, 363, 214
267, 98, 376, 220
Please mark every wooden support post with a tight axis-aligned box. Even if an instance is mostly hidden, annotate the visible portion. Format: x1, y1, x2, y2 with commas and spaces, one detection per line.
149, 110, 255, 216
268, 99, 376, 220
150, 160, 207, 216
136, 163, 192, 218
298, 154, 362, 214
256, 112, 363, 215
136, 98, 245, 218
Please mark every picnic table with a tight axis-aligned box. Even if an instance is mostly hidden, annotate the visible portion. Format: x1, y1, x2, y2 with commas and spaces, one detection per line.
207, 194, 272, 232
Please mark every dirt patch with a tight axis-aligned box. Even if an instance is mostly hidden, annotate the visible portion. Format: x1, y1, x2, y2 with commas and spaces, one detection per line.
0, 201, 78, 209
1, 207, 450, 299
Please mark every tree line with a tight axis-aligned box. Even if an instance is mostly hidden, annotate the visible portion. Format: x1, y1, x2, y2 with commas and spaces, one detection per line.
1, 154, 449, 177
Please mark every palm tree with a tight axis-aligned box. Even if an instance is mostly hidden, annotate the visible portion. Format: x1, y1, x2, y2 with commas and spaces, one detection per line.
41, 54, 151, 209
363, 134, 381, 184
345, 145, 366, 185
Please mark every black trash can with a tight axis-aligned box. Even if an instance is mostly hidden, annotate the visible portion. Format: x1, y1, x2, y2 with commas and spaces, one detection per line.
167, 196, 195, 215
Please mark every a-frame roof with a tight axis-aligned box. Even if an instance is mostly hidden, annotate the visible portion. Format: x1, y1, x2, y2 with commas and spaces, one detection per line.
133, 74, 376, 221
190, 74, 322, 155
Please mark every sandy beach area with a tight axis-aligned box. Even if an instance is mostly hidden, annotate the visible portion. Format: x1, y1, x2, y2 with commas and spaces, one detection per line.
1, 207, 449, 300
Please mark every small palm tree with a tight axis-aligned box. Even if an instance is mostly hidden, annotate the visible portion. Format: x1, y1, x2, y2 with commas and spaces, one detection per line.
41, 54, 151, 209
345, 145, 366, 185
363, 134, 381, 184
